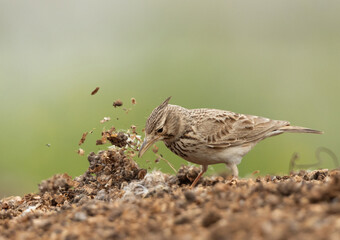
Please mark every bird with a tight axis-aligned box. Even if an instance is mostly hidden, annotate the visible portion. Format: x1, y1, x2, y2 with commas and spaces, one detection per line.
138, 97, 323, 188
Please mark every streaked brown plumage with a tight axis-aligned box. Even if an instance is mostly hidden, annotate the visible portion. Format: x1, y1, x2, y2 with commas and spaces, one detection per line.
139, 97, 323, 188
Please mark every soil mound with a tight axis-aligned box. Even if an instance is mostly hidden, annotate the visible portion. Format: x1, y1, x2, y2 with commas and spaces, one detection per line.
1, 148, 340, 239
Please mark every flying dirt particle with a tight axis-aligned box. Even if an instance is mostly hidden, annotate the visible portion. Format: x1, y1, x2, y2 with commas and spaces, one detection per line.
113, 99, 123, 108
77, 148, 85, 156
100, 117, 111, 124
101, 131, 107, 144
131, 98, 136, 105
152, 145, 158, 153
46, 144, 51, 147
252, 170, 260, 175
131, 125, 137, 134
91, 87, 100, 95
96, 140, 104, 145
108, 126, 116, 134
129, 151, 136, 157
106, 132, 128, 148
79, 132, 88, 146
123, 108, 131, 114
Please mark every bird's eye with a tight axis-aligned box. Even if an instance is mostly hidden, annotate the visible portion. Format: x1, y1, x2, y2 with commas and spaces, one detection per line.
157, 128, 163, 133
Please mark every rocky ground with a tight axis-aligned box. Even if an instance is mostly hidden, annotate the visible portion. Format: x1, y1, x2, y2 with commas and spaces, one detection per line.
1, 145, 340, 240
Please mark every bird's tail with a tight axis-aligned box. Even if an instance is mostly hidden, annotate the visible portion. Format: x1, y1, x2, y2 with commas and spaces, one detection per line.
279, 125, 323, 134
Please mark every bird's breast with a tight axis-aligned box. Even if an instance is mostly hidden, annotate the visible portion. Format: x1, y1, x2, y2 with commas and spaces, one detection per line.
164, 140, 190, 159
164, 140, 254, 166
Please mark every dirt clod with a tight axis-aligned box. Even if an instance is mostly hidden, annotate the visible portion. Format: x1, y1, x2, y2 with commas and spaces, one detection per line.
99, 117, 111, 124
113, 99, 123, 108
78, 132, 88, 146
106, 132, 128, 147
176, 165, 201, 185
201, 211, 221, 227
152, 144, 158, 153
90, 87, 100, 95
184, 191, 196, 203
77, 148, 85, 156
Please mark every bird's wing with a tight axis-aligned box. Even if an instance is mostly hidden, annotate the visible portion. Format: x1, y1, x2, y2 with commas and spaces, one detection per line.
191, 109, 289, 148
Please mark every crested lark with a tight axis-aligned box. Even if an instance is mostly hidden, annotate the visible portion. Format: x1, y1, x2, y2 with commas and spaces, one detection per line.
138, 97, 323, 188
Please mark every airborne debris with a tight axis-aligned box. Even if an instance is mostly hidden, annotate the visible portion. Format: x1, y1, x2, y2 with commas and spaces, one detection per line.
91, 87, 100, 95
131, 97, 136, 105
113, 99, 123, 108
45, 144, 51, 147
100, 117, 111, 124
152, 144, 158, 153
77, 148, 85, 156
123, 108, 131, 114
131, 125, 137, 134
79, 132, 88, 146
94, 126, 142, 153
101, 131, 107, 144
108, 126, 116, 134
106, 132, 128, 148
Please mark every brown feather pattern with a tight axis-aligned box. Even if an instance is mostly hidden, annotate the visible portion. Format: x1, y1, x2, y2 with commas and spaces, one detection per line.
141, 97, 323, 187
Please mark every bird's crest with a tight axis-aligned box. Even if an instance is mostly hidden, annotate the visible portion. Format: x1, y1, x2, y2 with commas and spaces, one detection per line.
145, 97, 171, 134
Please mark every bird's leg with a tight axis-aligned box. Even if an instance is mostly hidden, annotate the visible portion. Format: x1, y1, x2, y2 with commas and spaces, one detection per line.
190, 165, 208, 188
227, 163, 239, 179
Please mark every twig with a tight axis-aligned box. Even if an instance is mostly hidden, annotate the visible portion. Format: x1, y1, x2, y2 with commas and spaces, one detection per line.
289, 152, 299, 173
155, 153, 177, 173
289, 147, 338, 173
315, 147, 339, 168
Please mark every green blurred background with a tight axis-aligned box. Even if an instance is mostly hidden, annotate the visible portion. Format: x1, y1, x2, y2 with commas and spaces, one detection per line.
1, 1, 339, 198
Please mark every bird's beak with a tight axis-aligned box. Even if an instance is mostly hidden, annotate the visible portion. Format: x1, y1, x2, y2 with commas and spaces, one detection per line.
138, 136, 160, 157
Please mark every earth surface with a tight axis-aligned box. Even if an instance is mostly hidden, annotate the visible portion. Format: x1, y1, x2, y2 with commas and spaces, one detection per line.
1, 147, 340, 240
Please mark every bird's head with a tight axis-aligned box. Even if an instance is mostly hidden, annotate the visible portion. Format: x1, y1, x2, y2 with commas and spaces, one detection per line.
139, 96, 179, 157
